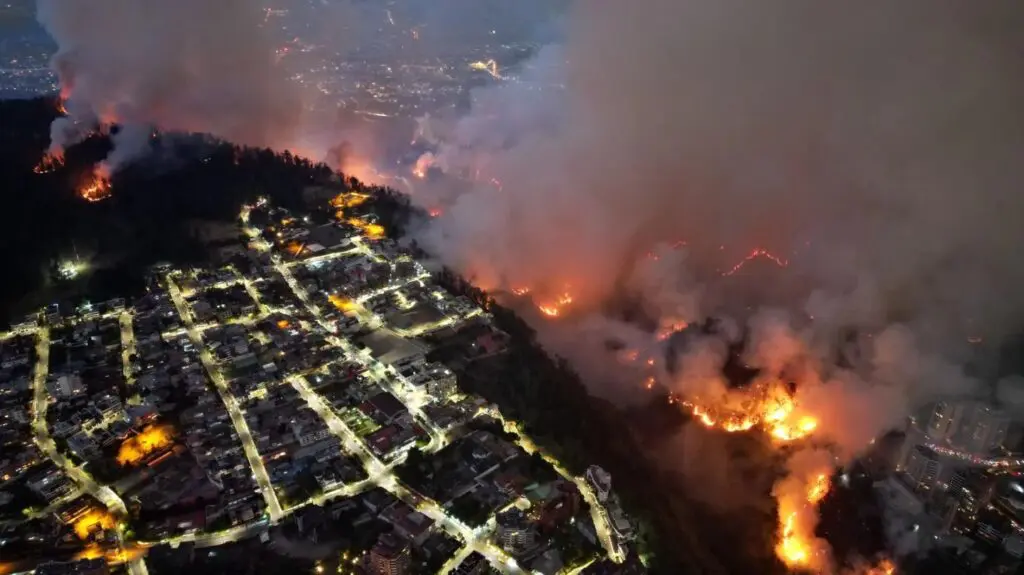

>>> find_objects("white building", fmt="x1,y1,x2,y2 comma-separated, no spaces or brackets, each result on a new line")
586,465,612,503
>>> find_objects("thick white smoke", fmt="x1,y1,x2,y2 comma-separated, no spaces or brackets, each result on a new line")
412,0,1024,569
37,0,309,172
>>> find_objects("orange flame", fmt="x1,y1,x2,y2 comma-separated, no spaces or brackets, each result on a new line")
330,192,370,210
79,168,112,203
346,218,385,239
681,380,820,446
329,294,357,313
34,152,64,174
72,508,116,540
723,248,789,276
117,423,173,466
537,291,574,318
776,512,811,568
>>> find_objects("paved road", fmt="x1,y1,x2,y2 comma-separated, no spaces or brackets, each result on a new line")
31,326,149,575
166,276,284,522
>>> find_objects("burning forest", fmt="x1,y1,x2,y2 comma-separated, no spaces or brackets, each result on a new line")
29,0,1024,572
402,1,1024,572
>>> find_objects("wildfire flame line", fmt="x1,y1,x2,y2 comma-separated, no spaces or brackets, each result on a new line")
79,168,112,203
723,248,789,276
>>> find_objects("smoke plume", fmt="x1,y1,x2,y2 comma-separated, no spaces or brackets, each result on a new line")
37,0,309,171
412,0,1024,569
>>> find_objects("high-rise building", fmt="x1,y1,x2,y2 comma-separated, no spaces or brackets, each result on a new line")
905,445,944,490
950,403,1010,455
586,465,612,503
368,533,411,575
922,401,1009,455
495,508,536,555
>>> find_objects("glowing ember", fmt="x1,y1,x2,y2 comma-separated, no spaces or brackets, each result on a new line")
34,152,64,174
723,248,789,276
429,207,443,218
511,287,531,296
276,319,291,329
806,474,831,505
117,423,173,466
285,241,305,256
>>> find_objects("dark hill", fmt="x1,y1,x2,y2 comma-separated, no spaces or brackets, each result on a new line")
0,97,350,322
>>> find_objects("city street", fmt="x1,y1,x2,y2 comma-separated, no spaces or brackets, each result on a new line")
30,326,149,575
166,276,285,522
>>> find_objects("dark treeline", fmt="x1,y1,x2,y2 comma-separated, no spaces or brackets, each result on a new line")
0,97,339,322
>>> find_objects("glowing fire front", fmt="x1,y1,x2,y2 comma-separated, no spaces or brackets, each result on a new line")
681,380,818,444
79,168,112,203
538,291,574,318
330,191,386,239
34,152,64,174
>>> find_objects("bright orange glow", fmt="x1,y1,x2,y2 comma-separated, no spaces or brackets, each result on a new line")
34,152,64,174
860,559,897,575
329,294,357,313
510,287,531,296
73,508,116,539
537,291,574,318
345,218,385,239
276,319,291,329
723,248,789,276
656,319,688,341
330,192,370,210
75,544,146,564
285,241,305,256
79,169,112,203
681,380,817,444
117,423,173,466
412,154,434,179
806,474,831,505
429,207,443,218
776,513,811,568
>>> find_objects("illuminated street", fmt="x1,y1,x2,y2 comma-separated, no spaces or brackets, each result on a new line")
166,275,285,522
29,325,149,575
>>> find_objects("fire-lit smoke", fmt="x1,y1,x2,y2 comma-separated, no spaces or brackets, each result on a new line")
36,0,310,175
410,0,1024,570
